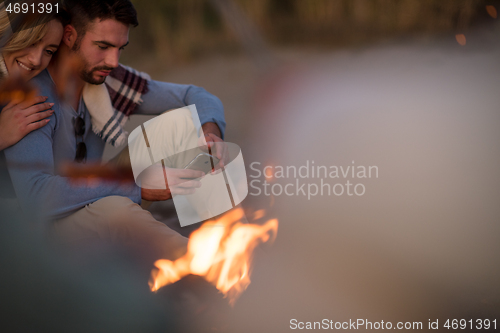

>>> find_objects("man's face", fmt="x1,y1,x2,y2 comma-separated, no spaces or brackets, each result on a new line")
72,19,129,85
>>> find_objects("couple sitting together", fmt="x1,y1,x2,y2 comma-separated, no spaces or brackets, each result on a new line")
0,0,226,263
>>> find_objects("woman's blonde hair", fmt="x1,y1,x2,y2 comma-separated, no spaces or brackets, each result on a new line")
0,5,50,54
0,2,69,54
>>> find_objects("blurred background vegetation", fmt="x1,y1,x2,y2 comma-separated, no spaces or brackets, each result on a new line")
124,0,497,67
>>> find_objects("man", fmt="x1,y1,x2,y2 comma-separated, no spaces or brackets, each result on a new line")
4,0,226,261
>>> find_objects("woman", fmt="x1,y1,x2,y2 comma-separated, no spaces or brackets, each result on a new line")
0,9,67,150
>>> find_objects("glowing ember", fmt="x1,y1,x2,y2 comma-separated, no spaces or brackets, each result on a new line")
455,34,466,46
486,5,498,19
149,208,278,305
265,165,274,180
252,209,266,220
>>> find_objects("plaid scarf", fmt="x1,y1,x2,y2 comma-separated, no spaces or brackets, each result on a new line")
84,64,150,147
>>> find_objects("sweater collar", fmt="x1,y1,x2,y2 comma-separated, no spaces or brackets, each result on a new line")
0,54,8,79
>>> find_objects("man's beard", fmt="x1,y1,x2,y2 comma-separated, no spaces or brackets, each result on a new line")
80,64,114,85
72,43,115,85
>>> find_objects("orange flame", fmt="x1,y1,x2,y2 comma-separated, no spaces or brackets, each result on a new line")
0,76,37,104
149,208,278,305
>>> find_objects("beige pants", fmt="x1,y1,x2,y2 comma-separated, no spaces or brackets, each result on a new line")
52,196,188,261
52,108,202,261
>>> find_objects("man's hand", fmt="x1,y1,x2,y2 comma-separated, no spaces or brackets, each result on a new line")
141,188,172,201
200,122,228,170
201,122,222,139
140,164,204,201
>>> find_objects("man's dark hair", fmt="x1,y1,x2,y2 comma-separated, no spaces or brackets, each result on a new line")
63,0,138,39
54,8,71,27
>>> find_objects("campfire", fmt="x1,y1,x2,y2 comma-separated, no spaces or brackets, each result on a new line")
149,208,278,305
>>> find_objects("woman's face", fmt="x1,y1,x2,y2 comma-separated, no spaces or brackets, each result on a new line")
3,19,63,81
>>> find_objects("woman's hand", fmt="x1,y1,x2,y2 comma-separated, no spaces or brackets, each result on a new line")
0,95,54,151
